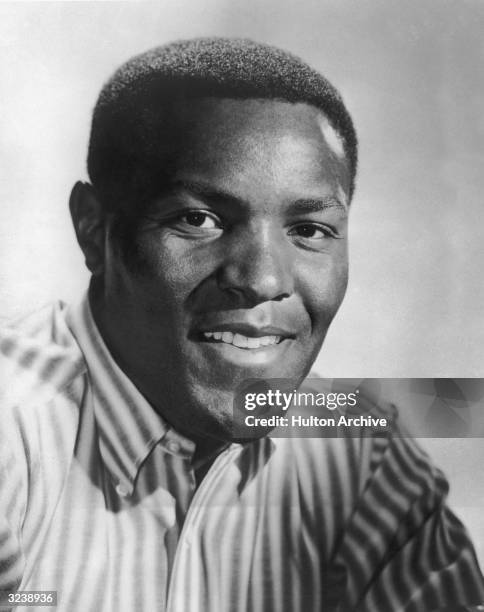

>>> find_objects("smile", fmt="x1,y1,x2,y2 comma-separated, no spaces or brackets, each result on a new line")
202,331,282,349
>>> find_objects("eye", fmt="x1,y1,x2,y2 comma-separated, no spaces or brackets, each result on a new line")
289,223,335,240
181,211,221,229
140,208,224,236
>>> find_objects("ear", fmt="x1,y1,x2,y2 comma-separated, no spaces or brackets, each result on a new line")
69,181,106,277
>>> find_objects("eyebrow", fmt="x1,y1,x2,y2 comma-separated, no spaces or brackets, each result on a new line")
290,197,347,215
168,179,347,214
169,179,246,208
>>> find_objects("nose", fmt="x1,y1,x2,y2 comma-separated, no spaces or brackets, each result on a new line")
217,223,294,306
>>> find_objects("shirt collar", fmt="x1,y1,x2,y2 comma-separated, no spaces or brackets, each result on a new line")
66,292,195,496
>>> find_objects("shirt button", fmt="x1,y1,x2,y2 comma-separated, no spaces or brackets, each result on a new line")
167,440,180,453
116,483,129,497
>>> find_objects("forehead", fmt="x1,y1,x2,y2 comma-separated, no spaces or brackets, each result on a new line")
169,97,351,198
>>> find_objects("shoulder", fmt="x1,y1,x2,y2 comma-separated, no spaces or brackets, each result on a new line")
0,302,88,479
268,378,442,511
0,301,87,406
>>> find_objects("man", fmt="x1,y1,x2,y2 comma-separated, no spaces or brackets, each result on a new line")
0,37,482,611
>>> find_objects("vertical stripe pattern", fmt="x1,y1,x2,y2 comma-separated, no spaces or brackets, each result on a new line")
0,296,483,611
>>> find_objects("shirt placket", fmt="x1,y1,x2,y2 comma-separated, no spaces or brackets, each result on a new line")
165,445,238,612
132,434,198,585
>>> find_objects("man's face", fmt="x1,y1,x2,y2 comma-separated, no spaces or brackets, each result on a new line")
100,98,351,443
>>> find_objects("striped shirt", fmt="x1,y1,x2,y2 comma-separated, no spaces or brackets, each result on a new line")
0,295,483,612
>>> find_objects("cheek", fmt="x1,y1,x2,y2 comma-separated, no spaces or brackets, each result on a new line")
298,254,348,330
119,235,214,309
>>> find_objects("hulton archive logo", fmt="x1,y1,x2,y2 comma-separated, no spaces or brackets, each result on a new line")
231,378,484,439
231,378,393,439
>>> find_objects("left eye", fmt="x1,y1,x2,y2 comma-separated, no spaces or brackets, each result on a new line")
181,211,220,229
289,224,332,239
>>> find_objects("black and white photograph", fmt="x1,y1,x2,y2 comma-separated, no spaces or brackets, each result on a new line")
1,1,483,610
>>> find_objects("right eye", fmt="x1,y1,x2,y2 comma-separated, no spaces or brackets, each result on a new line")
180,211,221,229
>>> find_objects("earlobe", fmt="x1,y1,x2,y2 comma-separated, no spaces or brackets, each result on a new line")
69,181,106,276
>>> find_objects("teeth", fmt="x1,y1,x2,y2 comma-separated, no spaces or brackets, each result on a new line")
202,331,282,348
233,333,248,348
222,331,234,343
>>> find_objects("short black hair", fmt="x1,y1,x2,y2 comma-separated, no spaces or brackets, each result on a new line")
87,37,358,216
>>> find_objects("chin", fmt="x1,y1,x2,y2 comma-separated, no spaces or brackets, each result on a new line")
183,380,290,444
176,384,248,444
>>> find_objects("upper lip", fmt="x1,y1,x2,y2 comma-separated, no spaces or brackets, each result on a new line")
193,322,295,339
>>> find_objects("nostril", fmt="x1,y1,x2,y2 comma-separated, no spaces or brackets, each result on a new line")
272,292,290,302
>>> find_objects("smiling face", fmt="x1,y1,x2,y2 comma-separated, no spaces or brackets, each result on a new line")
90,98,351,444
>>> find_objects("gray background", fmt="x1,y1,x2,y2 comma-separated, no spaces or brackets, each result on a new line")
0,1,483,564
